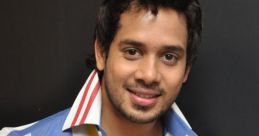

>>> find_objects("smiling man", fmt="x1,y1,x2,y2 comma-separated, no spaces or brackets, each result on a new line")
1,0,202,136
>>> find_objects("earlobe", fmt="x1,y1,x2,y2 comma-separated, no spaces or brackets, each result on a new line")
95,39,105,71
183,65,192,83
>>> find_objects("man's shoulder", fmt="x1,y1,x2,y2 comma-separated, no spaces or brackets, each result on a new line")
0,109,72,136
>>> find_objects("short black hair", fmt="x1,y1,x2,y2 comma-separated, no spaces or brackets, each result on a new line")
86,0,202,71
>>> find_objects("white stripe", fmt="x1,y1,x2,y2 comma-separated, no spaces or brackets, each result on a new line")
63,70,96,130
75,75,99,126
0,122,37,136
83,87,101,125
62,70,101,130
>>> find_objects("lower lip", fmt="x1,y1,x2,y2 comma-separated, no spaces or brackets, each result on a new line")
129,92,158,107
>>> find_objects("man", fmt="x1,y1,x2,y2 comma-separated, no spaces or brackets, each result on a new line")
1,0,202,135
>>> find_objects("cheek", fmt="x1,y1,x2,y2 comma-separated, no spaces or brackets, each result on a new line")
162,67,187,96
107,54,137,79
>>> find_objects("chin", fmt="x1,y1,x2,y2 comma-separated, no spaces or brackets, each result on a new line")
122,106,167,124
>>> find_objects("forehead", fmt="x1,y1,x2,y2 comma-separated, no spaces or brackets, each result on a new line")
114,8,188,49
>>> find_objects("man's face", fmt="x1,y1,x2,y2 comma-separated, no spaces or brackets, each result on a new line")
96,8,189,123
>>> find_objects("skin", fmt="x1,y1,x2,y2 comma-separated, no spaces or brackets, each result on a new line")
95,8,190,136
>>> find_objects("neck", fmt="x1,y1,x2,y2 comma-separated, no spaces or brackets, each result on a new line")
101,87,163,136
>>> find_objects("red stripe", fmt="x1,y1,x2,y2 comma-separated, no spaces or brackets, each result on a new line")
70,70,97,127
79,82,100,124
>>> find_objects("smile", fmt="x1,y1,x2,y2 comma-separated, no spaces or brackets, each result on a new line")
133,92,159,98
127,88,161,107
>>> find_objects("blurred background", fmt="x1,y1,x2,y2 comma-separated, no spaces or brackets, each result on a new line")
0,0,259,135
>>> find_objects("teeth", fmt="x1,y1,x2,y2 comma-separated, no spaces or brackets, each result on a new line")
135,93,154,98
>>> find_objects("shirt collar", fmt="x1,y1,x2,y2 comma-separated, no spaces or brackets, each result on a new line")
62,70,101,131
62,70,195,135
163,104,197,136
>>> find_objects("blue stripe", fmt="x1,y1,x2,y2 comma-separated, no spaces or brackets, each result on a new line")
8,109,72,136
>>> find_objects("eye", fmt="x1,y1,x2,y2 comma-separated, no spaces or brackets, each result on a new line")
123,48,142,60
165,54,174,60
161,53,178,66
128,48,137,55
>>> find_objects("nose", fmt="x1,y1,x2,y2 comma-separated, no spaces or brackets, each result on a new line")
134,57,161,85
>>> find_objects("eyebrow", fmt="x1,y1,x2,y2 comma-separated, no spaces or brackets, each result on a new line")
160,45,185,54
119,39,185,54
119,39,145,48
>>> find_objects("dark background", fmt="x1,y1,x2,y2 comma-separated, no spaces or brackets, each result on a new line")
0,0,258,135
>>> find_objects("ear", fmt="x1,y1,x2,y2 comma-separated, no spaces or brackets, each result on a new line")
95,39,105,71
183,65,192,83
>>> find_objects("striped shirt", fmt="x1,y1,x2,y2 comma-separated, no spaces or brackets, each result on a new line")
0,70,197,136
